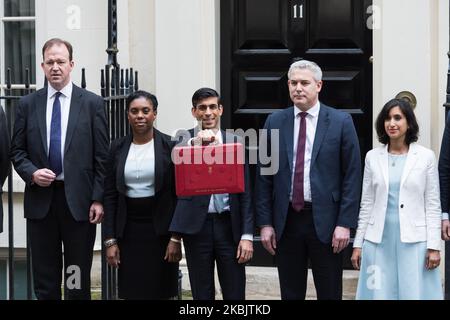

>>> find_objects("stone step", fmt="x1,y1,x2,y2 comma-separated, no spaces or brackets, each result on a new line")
179,259,359,300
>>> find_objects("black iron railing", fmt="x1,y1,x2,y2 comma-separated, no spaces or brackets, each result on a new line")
100,65,138,300
0,68,34,300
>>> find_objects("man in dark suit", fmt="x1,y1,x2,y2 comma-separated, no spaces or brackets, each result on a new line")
439,113,450,240
256,60,361,300
10,38,109,300
170,87,253,300
0,106,9,233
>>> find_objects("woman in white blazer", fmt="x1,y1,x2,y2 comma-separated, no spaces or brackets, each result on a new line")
351,98,443,300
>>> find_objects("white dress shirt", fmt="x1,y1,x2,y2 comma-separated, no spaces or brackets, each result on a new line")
290,101,320,202
46,82,72,180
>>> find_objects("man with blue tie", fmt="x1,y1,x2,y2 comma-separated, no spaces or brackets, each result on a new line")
170,88,253,300
256,60,361,300
10,38,109,299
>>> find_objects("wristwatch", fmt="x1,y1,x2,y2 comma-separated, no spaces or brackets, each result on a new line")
104,238,117,248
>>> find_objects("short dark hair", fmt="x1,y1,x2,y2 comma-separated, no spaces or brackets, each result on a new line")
192,87,221,108
375,98,419,145
42,38,73,61
126,90,158,112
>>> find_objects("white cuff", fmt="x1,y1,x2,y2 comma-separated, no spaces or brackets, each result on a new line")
442,212,449,220
241,234,253,241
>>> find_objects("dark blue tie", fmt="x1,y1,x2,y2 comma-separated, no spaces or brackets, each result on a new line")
49,92,62,176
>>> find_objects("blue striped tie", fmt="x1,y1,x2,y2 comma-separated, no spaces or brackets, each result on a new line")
48,92,62,176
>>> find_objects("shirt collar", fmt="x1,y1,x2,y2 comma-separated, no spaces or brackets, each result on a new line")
294,101,321,119
214,129,223,144
48,82,73,99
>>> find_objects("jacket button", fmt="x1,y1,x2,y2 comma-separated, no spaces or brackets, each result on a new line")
400,204,404,208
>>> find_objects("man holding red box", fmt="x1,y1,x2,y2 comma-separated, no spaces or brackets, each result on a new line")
170,87,253,300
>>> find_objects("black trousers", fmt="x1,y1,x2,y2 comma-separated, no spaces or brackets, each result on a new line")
28,183,96,300
276,204,343,300
183,213,245,300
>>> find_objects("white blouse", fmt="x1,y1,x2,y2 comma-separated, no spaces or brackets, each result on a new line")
124,140,155,198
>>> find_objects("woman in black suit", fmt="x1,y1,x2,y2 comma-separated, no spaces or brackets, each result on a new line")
103,90,181,299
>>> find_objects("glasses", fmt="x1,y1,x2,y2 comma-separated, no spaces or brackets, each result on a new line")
195,104,219,112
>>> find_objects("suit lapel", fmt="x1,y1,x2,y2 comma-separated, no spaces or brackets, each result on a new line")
64,84,83,154
282,108,295,172
378,145,389,189
36,89,48,155
400,143,419,189
154,129,164,194
311,104,330,166
116,135,132,194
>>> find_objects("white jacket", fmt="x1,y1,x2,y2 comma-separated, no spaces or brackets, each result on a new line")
353,143,441,250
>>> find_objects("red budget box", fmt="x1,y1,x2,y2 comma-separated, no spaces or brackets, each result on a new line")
173,143,245,196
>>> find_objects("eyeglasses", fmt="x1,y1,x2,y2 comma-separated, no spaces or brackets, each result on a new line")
195,104,220,112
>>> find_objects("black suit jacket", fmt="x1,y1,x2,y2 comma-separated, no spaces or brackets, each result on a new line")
439,113,450,214
103,129,177,239
169,129,253,243
0,107,10,233
10,84,109,221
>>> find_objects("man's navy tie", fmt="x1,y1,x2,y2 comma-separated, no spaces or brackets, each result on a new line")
48,92,62,176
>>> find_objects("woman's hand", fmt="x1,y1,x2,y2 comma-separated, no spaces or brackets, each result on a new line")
426,249,440,270
351,248,362,270
106,245,120,268
165,238,182,263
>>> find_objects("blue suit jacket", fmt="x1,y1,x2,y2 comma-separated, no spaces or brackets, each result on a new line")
169,129,253,243
256,103,361,244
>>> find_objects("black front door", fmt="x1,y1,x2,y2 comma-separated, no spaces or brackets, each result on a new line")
220,0,373,267
221,0,372,153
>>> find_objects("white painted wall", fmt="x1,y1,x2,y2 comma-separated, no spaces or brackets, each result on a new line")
154,0,218,136
35,0,155,96
434,0,450,154
128,0,156,93
35,0,109,94
373,0,449,155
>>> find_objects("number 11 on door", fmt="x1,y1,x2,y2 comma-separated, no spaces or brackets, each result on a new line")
293,4,304,19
